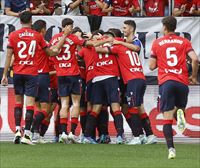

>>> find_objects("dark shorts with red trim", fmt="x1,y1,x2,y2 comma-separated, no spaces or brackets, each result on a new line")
91,77,120,105
13,74,38,97
125,78,146,108
159,80,189,112
58,75,82,97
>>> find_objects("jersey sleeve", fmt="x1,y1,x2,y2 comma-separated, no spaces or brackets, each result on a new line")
150,40,157,59
38,34,48,49
185,39,194,55
132,39,141,48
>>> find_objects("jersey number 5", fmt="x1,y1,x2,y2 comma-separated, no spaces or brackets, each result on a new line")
18,40,36,58
166,47,178,67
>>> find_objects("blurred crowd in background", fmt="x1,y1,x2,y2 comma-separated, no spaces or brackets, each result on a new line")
0,0,199,17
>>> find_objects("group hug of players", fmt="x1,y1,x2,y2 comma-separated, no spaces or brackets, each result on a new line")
1,11,199,159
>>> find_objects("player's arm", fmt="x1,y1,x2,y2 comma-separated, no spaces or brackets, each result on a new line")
149,57,157,71
95,46,110,54
49,70,56,75
113,40,140,52
68,0,83,10
93,37,114,47
188,50,199,84
1,48,13,86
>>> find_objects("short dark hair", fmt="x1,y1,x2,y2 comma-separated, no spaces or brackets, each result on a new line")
19,11,32,24
72,26,83,35
124,20,136,32
108,28,122,38
32,20,46,32
62,18,74,28
162,16,177,32
91,30,104,38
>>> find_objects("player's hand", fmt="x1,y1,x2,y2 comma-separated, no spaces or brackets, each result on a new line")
189,76,199,85
189,5,195,14
180,4,186,13
1,75,8,86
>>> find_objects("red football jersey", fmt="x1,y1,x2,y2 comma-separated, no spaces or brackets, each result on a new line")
7,27,47,76
150,34,193,85
93,41,120,77
87,0,107,16
174,0,195,16
50,32,85,77
49,57,58,89
37,43,49,73
144,0,167,16
112,0,140,16
110,43,145,84
78,47,96,83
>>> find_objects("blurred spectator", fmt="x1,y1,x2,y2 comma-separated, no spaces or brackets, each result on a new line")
54,2,62,15
83,0,112,16
111,0,140,16
62,0,83,15
143,0,168,17
30,0,54,15
173,0,200,16
4,0,30,17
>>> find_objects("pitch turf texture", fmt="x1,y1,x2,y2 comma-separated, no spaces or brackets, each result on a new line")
0,143,199,168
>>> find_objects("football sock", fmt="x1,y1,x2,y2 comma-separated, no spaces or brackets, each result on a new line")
113,111,124,137
84,112,97,137
60,118,68,134
163,120,174,149
40,120,50,137
24,106,34,131
14,104,23,127
80,111,87,134
128,107,143,137
97,108,109,136
71,117,78,134
32,111,47,133
140,113,153,136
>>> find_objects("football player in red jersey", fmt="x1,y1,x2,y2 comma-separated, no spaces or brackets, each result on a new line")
173,0,200,16
149,16,199,159
50,18,96,143
30,20,51,143
82,31,125,144
1,11,71,145
111,0,140,16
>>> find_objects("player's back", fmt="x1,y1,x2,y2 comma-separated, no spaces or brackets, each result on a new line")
8,27,47,75
152,34,192,85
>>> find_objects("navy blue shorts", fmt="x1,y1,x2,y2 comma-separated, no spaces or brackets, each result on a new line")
80,79,86,108
50,88,60,104
35,73,50,103
159,80,189,112
86,80,93,102
118,78,127,105
58,75,82,97
125,79,146,107
13,74,38,97
91,77,120,105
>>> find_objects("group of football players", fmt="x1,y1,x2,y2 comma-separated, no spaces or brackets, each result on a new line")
1,11,199,159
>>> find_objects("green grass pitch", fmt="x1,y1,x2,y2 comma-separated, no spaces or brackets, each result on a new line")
0,143,199,168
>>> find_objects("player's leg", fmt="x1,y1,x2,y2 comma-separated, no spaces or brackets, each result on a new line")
21,75,38,145
126,79,144,145
174,82,189,133
32,73,50,139
12,74,24,144
159,81,177,159
106,77,124,144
